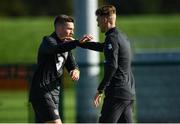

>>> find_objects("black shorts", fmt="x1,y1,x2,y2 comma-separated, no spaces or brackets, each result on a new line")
30,95,60,123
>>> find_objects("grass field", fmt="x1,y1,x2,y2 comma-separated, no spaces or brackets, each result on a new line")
0,15,180,64
0,90,28,123
0,89,76,123
0,15,180,122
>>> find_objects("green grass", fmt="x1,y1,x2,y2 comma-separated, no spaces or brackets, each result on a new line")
0,90,28,123
63,87,76,123
101,15,180,52
0,15,180,122
0,15,180,64
0,17,53,64
117,15,180,37
119,15,180,52
0,89,76,123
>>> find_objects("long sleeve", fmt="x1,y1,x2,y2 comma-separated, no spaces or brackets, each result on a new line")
41,36,79,54
98,65,117,93
65,51,79,72
78,41,104,52
97,36,119,93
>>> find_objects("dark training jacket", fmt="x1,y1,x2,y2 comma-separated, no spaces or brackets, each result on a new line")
29,32,79,100
79,27,135,100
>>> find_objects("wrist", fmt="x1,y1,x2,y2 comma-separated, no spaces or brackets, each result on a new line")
74,40,81,45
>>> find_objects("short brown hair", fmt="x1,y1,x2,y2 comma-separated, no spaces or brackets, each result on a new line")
95,5,116,16
54,15,74,27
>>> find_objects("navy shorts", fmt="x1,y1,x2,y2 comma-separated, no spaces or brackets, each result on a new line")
30,95,60,123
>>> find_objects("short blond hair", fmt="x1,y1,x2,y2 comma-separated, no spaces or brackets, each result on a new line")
95,5,116,17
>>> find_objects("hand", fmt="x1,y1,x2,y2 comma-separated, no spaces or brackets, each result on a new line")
79,34,93,43
70,69,80,81
93,91,103,108
61,37,75,42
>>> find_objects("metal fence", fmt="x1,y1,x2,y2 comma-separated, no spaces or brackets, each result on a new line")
0,52,180,122
133,52,180,122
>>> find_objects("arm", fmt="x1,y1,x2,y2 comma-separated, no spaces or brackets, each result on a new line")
97,36,119,93
93,36,118,107
65,51,80,81
78,42,104,52
43,36,79,54
65,51,79,72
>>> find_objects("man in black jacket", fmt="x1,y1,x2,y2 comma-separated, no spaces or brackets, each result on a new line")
79,5,136,123
29,15,83,123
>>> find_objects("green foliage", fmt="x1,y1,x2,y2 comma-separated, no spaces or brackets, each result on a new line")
0,0,180,16
0,0,27,16
106,0,180,14
0,0,73,16
24,0,73,16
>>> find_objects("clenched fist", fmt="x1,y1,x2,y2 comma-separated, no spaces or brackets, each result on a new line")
70,69,80,81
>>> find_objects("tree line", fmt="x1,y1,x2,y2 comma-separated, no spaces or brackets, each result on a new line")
0,0,179,17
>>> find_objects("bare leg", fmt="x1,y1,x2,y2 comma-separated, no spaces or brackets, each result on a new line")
46,119,62,124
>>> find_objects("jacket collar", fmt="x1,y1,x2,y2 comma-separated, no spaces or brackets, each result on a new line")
105,27,117,36
50,32,59,41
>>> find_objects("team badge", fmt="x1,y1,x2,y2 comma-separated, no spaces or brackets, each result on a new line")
107,44,112,50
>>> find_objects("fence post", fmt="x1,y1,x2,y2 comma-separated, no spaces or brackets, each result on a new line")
133,52,180,122
74,0,99,122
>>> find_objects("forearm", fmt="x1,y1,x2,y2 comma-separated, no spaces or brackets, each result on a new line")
43,36,80,54
65,52,79,72
54,40,79,53
78,42,104,52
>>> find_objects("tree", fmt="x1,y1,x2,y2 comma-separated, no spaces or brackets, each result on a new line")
24,0,73,16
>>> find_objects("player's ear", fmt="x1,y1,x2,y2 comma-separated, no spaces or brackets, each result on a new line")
104,16,109,24
103,17,107,22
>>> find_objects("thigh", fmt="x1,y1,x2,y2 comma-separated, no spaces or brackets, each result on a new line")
99,97,126,123
118,101,134,123
30,97,60,123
